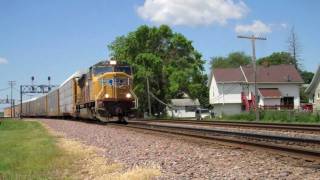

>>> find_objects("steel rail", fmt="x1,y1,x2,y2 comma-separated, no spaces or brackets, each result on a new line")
132,119,320,132
118,121,320,160
129,121,320,144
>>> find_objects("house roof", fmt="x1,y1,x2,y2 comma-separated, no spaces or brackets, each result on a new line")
259,88,282,98
170,99,200,107
212,68,246,83
241,64,303,83
209,64,303,86
305,65,320,94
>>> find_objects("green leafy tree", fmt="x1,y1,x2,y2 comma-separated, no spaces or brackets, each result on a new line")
257,52,296,66
257,52,314,84
300,86,309,103
108,25,208,115
300,71,314,84
210,52,251,69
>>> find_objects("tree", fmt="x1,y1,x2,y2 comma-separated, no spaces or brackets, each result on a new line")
108,25,209,115
287,26,301,70
300,86,309,103
210,52,251,69
257,52,314,84
301,71,314,84
257,52,295,66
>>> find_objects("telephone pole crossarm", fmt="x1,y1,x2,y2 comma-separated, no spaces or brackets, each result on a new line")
237,35,266,40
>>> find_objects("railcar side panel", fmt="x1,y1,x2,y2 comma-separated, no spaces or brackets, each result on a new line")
37,95,47,116
47,89,60,117
59,78,77,117
29,99,37,117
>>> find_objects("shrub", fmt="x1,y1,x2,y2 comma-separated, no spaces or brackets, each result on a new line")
217,110,320,123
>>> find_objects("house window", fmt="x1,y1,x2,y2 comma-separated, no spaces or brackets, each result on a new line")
281,97,294,109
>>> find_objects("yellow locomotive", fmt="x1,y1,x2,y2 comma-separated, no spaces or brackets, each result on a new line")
75,60,137,122
6,60,137,123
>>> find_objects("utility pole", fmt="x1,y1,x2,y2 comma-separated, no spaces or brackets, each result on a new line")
146,77,151,117
8,81,16,118
237,35,266,121
222,82,224,118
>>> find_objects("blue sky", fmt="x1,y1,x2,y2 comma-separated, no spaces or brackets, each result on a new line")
0,0,319,110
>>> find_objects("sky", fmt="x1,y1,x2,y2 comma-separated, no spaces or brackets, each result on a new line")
0,0,320,110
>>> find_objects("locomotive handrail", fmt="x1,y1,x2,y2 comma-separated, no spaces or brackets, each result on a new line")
130,89,139,109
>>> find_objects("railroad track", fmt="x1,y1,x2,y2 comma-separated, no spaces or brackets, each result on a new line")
116,120,320,161
132,119,320,133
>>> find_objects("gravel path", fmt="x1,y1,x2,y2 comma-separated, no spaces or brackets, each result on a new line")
41,119,320,179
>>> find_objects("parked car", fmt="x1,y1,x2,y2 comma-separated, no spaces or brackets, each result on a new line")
195,108,210,120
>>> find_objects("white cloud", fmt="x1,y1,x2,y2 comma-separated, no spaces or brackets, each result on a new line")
280,23,288,29
0,57,8,64
235,20,272,35
137,0,249,26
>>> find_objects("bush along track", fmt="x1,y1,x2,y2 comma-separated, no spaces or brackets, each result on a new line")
218,110,320,123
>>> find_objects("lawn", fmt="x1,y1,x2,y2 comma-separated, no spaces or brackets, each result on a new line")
0,119,161,179
0,119,70,179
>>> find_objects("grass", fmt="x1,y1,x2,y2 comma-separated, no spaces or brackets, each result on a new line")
0,119,161,179
213,111,320,124
0,119,66,179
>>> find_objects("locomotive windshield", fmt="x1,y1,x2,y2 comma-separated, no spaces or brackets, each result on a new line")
114,66,132,75
93,65,132,75
93,66,113,75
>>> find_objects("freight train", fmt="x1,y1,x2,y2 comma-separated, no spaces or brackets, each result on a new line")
4,60,138,122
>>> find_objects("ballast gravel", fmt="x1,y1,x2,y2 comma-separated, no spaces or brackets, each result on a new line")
40,119,320,180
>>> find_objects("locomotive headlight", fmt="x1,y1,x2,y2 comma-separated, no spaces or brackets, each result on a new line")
126,93,132,98
105,94,109,98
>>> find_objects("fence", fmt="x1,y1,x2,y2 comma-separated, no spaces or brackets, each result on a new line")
259,103,313,112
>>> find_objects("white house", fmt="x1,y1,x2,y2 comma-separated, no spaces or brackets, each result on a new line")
209,64,304,116
305,65,320,112
167,98,200,118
